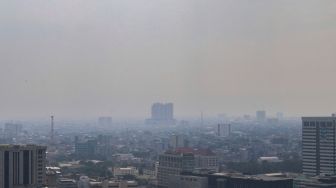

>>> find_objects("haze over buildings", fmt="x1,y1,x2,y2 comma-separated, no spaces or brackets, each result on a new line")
1,0,336,119
2,1,336,188
146,103,176,125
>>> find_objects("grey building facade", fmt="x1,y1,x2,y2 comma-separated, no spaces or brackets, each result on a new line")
302,116,336,176
0,144,47,188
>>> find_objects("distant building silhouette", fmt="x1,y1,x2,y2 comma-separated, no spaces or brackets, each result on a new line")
146,103,176,125
98,116,113,127
4,123,22,139
169,134,187,149
74,137,97,159
217,124,231,137
256,110,266,121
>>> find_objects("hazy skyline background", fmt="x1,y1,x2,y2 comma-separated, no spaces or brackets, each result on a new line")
0,0,336,119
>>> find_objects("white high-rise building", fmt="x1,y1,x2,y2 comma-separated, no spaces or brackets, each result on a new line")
302,115,336,176
0,144,47,188
157,152,195,188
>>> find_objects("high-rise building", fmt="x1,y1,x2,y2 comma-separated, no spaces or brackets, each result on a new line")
169,134,186,149
0,144,47,188
175,148,218,172
98,117,113,127
152,103,173,120
217,124,231,137
256,110,266,121
75,137,97,159
302,115,336,176
158,147,218,188
157,151,195,187
146,103,176,125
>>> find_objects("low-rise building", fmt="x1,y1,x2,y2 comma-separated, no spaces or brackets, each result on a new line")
112,167,139,177
208,172,293,188
294,175,336,188
168,174,208,188
57,178,77,188
170,172,294,188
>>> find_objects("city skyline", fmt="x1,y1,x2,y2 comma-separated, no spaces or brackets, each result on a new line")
2,0,336,188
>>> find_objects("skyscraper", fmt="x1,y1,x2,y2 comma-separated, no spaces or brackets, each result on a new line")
98,116,113,127
0,144,47,188
302,115,336,176
146,103,176,125
256,110,266,122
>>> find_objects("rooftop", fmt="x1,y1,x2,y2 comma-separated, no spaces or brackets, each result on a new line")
170,147,215,156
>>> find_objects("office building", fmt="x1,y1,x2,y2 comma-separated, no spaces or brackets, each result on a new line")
302,115,336,176
256,110,266,121
146,103,176,125
157,151,195,187
75,137,97,159
112,167,139,177
0,144,47,188
175,148,218,171
217,124,231,137
169,134,186,149
158,147,218,187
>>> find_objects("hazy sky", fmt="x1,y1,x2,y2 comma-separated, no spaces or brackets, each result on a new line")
0,0,336,119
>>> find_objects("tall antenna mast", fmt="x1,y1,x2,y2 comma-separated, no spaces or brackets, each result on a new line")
51,115,54,144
